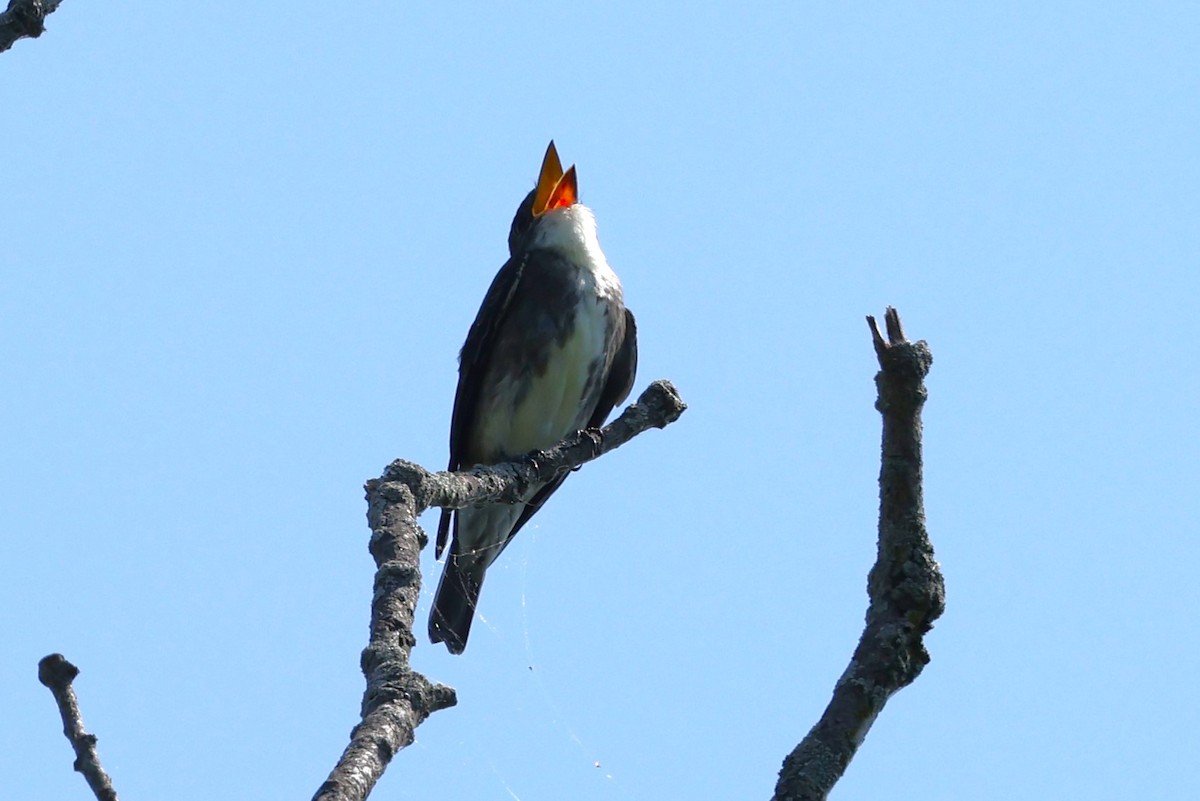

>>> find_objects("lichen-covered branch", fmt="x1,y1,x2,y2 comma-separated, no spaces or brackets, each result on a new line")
37,654,120,801
312,380,686,801
773,308,945,801
0,0,63,53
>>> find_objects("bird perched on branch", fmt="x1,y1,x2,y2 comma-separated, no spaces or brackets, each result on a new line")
429,142,638,654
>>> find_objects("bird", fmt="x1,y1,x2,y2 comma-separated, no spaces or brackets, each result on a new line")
428,141,638,654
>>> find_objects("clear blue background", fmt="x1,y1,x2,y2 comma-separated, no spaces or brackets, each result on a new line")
4,3,1198,799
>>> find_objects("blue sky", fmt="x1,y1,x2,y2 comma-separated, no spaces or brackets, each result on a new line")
4,3,1198,799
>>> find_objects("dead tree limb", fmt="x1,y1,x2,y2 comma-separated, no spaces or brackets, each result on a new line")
37,654,120,801
311,379,687,801
773,308,945,801
0,0,63,53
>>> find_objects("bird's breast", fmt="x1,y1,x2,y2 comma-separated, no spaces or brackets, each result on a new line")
473,257,621,462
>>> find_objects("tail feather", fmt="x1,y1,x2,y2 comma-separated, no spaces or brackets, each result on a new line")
429,549,486,655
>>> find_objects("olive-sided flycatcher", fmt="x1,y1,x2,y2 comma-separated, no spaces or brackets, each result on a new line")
429,142,637,654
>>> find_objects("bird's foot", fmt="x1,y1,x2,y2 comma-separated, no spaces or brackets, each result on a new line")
575,427,605,470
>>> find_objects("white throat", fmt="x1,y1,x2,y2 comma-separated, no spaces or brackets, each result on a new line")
530,204,622,300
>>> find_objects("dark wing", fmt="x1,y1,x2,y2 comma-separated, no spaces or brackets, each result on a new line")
587,308,638,429
435,255,526,558
503,306,639,542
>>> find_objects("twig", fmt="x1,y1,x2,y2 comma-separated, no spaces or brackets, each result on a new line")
773,308,945,801
312,380,687,801
37,653,120,801
0,0,63,53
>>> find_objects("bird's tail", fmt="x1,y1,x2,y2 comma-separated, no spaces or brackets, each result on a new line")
429,548,486,655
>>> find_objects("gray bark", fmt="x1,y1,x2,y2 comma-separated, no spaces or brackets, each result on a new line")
773,308,945,800
312,380,687,801
0,0,63,54
38,654,121,801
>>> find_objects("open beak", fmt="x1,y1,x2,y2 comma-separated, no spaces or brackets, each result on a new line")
531,141,578,217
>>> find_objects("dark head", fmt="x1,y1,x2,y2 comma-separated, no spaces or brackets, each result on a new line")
507,141,579,255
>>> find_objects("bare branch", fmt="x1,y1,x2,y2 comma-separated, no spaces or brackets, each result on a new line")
0,0,63,53
390,379,687,520
313,379,687,801
37,653,120,801
773,308,945,801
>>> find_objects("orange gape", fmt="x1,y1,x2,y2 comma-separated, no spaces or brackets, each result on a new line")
531,141,578,216
545,166,578,212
